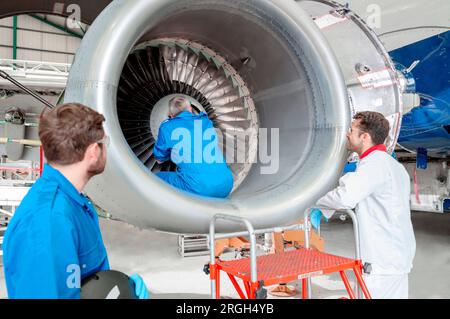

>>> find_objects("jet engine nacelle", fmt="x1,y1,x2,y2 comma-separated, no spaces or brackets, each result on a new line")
2,0,405,233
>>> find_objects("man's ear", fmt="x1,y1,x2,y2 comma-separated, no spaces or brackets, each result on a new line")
363,132,373,144
84,143,99,161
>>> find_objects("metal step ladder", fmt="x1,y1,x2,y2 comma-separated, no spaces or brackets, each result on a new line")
206,210,372,299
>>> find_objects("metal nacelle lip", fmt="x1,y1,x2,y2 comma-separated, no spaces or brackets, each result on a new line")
64,0,350,233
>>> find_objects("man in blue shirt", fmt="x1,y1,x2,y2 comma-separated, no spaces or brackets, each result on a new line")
154,96,233,198
3,103,147,299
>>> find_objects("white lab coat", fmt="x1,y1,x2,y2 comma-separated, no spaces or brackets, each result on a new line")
316,150,416,298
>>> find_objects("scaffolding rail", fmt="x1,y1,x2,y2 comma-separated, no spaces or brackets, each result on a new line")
0,59,70,90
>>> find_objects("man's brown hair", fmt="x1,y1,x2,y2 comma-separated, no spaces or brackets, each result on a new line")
353,111,390,145
39,103,105,165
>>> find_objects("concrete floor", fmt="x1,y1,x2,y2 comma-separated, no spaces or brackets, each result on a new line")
0,211,449,299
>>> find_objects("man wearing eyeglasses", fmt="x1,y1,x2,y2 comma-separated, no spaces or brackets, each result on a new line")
3,103,147,299
311,111,416,299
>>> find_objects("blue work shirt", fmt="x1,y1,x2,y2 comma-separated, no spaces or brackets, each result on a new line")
3,164,110,299
153,111,233,198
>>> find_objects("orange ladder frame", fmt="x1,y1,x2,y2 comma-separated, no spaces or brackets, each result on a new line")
208,210,371,299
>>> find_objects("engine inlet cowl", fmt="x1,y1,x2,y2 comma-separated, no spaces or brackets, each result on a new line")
64,0,400,234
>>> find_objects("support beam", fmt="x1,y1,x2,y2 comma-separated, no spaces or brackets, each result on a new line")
0,25,79,37
28,14,83,39
0,45,75,56
12,16,17,60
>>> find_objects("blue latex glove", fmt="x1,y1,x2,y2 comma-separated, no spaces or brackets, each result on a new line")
391,152,398,161
310,209,328,230
130,274,149,299
343,161,357,173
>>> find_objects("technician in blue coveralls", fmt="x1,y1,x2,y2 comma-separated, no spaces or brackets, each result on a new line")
3,103,148,299
153,96,234,198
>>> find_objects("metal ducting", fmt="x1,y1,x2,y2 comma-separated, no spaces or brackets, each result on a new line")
3,108,26,161
1,0,404,233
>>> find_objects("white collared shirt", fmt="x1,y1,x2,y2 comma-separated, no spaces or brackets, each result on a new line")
316,150,416,275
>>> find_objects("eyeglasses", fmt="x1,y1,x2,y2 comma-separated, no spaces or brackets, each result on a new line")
97,135,110,147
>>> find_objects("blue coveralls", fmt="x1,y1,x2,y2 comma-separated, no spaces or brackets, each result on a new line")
3,164,110,299
153,111,234,198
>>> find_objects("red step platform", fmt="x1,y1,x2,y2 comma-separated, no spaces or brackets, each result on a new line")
209,248,372,299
